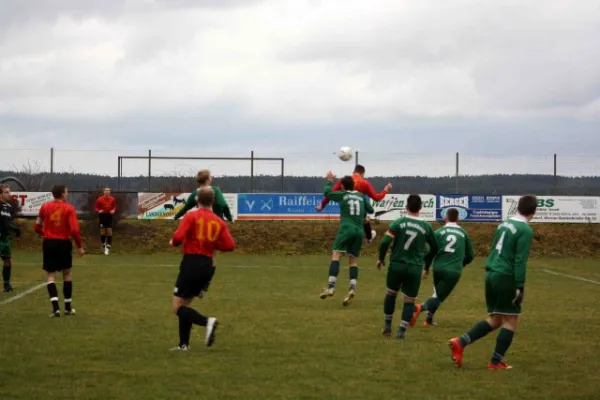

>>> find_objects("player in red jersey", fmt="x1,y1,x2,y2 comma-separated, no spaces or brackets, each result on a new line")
169,187,235,351
94,187,117,255
316,164,392,243
35,185,85,317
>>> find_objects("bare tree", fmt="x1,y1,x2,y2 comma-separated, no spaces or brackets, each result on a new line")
9,160,47,191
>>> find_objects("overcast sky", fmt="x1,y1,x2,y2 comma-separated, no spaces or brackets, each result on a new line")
1,0,599,178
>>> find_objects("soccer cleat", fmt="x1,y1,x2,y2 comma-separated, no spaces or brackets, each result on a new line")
423,320,438,327
382,326,392,337
319,288,335,299
170,344,190,352
409,304,422,327
367,230,377,244
65,309,76,316
448,337,464,368
3,283,13,292
104,246,110,255
205,317,218,347
396,327,406,340
488,361,513,370
49,310,61,318
342,289,355,306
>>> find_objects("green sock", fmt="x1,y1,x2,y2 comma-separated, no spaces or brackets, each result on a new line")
384,294,396,325
399,302,415,331
328,261,340,289
491,328,515,365
460,321,493,347
423,297,440,323
349,266,358,290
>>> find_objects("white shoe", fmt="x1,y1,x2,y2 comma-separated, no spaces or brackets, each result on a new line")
104,246,110,255
205,317,218,347
170,345,190,351
368,230,377,244
49,310,60,318
65,309,76,316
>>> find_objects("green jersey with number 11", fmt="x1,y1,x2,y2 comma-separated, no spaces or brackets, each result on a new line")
485,215,534,288
385,216,438,267
324,181,374,229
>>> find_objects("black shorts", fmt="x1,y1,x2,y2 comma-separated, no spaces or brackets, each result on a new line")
173,255,215,299
99,214,113,228
43,239,73,272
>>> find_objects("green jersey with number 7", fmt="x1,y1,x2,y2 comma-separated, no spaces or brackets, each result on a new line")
485,216,534,288
385,216,437,267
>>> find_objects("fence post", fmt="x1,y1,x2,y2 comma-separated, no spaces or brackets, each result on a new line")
50,147,54,175
355,150,359,166
455,152,459,194
250,150,255,193
148,149,152,192
281,158,285,193
553,153,557,194
117,156,121,190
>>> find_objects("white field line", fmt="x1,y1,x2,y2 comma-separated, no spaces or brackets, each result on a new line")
0,282,47,306
542,269,600,285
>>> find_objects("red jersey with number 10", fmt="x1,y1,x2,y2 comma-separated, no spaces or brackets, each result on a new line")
171,208,235,257
321,173,388,208
34,200,83,248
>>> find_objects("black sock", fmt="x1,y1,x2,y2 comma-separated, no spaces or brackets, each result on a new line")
2,265,10,284
63,281,73,311
364,222,372,240
107,236,112,246
47,282,60,312
178,313,193,347
101,235,106,245
177,306,208,326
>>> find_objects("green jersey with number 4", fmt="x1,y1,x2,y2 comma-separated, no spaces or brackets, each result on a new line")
385,216,438,267
485,215,533,288
324,181,374,229
428,223,474,273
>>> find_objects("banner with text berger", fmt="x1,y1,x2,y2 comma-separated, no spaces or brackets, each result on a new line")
137,192,238,220
436,194,503,222
502,196,600,223
236,194,340,220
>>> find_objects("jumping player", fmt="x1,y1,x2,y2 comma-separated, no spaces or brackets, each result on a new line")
35,185,85,317
174,170,232,222
411,208,475,326
319,171,374,306
170,187,235,351
0,184,21,292
377,195,438,340
316,164,391,244
94,187,116,255
448,195,537,370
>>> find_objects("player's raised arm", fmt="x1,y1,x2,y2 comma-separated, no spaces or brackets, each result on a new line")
323,171,345,202
318,178,343,210
364,180,391,202
463,231,475,267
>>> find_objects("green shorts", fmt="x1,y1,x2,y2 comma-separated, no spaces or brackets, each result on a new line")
332,226,363,258
432,269,461,303
0,238,12,259
386,262,422,299
485,271,521,315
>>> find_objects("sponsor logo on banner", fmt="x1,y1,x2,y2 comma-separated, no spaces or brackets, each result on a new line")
137,192,238,220
237,194,339,220
503,196,599,223
11,192,55,216
370,195,436,221
436,195,502,222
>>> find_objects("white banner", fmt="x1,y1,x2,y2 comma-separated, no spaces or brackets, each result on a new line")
137,192,237,220
502,196,600,223
11,192,54,216
369,194,436,222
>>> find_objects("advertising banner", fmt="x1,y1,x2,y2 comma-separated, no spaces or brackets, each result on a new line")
237,193,340,220
436,195,503,222
137,192,238,220
11,192,54,216
369,194,436,222
502,196,600,223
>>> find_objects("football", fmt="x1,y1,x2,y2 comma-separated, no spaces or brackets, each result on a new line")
338,146,353,162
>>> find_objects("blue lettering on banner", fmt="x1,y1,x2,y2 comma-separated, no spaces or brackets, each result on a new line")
237,194,340,218
436,194,503,222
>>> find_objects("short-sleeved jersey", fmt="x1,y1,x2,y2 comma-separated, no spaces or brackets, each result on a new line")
324,181,374,229
431,223,474,273
0,201,18,239
386,216,438,266
174,186,232,222
94,196,116,213
171,207,235,258
34,200,82,248
485,215,533,288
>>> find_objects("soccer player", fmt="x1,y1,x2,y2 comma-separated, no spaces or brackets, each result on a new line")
94,187,116,255
411,208,475,326
316,164,391,244
319,171,374,306
174,169,233,223
170,187,235,351
35,185,85,317
0,184,21,292
448,195,537,370
377,194,438,339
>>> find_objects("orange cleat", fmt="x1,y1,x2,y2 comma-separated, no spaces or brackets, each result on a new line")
448,338,464,368
409,304,422,327
488,361,513,370
423,321,438,327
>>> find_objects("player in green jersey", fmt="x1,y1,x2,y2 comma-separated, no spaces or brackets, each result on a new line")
0,184,21,292
174,169,233,222
320,171,374,306
411,208,475,327
377,195,438,339
449,195,537,370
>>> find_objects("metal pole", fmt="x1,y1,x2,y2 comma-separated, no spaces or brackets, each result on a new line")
281,159,285,193
250,150,255,193
553,153,557,194
50,147,54,174
117,156,121,190
148,149,152,192
455,152,459,194
355,151,359,166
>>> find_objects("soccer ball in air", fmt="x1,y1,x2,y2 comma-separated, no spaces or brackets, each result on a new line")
337,146,353,162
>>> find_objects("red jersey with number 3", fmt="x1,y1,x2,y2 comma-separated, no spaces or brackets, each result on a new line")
35,200,82,248
171,208,235,257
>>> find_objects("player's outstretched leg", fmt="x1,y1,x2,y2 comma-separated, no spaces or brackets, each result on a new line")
2,257,13,292
63,269,75,315
320,257,340,299
382,288,397,336
343,258,358,306
397,296,416,339
46,274,60,317
449,318,496,367
418,296,441,326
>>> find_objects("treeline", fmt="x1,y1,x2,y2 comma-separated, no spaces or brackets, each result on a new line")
2,170,600,195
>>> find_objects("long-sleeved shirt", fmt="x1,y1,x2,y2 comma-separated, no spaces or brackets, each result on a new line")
171,208,235,257
94,195,117,213
0,200,20,240
174,186,232,222
35,200,82,248
320,173,388,209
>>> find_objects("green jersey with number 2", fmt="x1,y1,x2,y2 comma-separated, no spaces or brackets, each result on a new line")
431,223,474,273
386,216,438,267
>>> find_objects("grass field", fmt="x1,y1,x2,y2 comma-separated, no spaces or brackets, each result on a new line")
1,252,600,399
